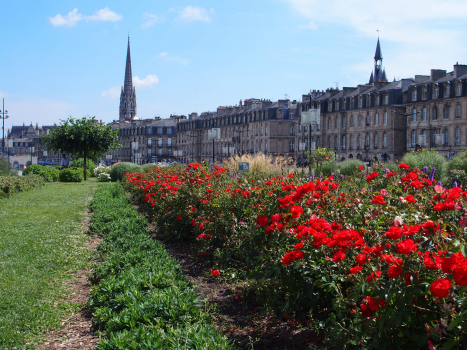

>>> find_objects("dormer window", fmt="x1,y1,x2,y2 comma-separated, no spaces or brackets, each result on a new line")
457,83,462,96
422,86,428,100
375,94,380,106
384,94,389,105
433,85,439,99
412,88,417,101
328,101,332,112
358,96,363,108
366,96,371,108
336,101,339,111
445,84,450,97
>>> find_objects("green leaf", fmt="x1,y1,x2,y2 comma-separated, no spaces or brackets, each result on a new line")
442,339,456,350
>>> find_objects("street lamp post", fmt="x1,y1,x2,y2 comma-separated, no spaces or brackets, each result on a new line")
1,98,10,156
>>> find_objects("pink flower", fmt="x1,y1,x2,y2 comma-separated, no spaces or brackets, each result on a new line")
379,189,389,197
394,216,403,226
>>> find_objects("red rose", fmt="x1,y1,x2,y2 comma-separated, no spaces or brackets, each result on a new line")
282,250,304,266
256,216,269,227
366,172,378,182
294,243,304,250
404,194,416,203
366,270,382,282
177,215,182,221
212,270,220,277
387,265,404,278
290,205,303,218
372,195,386,205
433,203,447,212
430,278,452,298
453,260,467,286
399,163,410,169
356,253,368,265
385,226,403,240
350,266,363,274
395,239,418,255
332,250,346,262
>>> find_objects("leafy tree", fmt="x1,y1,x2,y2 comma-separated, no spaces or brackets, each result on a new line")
305,147,335,175
41,117,120,180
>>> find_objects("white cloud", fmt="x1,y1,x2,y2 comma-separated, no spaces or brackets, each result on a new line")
142,13,164,28
158,52,189,66
48,8,83,27
87,7,122,22
285,0,467,77
48,7,122,27
133,75,160,88
101,86,121,99
179,6,213,22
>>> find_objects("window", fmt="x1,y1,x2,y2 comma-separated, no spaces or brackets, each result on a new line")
358,115,362,127
328,101,332,112
456,104,461,118
412,108,417,122
444,105,449,119
457,83,462,96
328,137,331,148
375,113,379,126
421,130,427,146
290,112,294,119
342,135,346,150
411,130,416,147
158,138,163,146
335,117,338,129
365,133,370,149
433,86,439,99
445,84,450,97
168,138,172,146
433,107,438,120
158,128,163,135
413,88,417,101
384,112,388,125
328,118,331,129
423,86,428,100
444,128,449,145
289,141,295,152
422,107,427,121
455,127,460,146
383,133,387,149
299,124,302,132
167,128,172,135
376,95,380,106
167,149,172,156
366,114,371,126
350,135,353,150
290,125,294,136
148,138,152,146
317,136,320,148
366,96,371,108
374,133,378,148
357,134,361,149
342,116,346,128
350,116,354,127
265,141,268,152
384,94,389,105
334,136,338,150
336,101,339,111
147,148,151,156
359,96,363,108
148,128,153,135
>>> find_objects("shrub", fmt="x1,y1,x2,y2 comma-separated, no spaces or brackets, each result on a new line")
9,168,18,176
70,158,96,176
223,152,294,174
93,164,111,177
59,168,83,182
336,159,366,176
22,165,59,182
140,164,158,172
0,174,44,198
110,162,141,182
98,173,111,182
401,149,446,180
0,156,10,176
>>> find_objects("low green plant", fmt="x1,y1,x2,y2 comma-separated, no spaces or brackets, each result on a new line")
110,162,141,182
401,149,446,179
0,174,44,198
140,163,158,172
70,158,97,176
22,164,60,182
87,184,232,349
59,168,84,182
336,159,365,176
0,156,10,176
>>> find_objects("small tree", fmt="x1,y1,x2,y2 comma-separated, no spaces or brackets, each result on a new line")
41,117,120,180
305,147,335,175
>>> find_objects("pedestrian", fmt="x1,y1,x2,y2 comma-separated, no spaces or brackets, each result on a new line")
59,154,69,170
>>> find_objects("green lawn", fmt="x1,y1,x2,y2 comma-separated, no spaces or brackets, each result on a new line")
0,181,100,349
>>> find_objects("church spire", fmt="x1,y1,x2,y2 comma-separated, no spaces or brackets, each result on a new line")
369,37,387,83
120,36,137,121
374,37,383,61
124,36,133,94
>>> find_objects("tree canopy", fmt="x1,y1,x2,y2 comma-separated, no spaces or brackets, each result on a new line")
41,117,120,180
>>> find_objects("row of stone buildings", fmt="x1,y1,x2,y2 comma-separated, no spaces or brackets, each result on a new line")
5,38,467,167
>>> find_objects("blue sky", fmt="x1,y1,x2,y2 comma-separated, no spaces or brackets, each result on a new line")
1,0,467,128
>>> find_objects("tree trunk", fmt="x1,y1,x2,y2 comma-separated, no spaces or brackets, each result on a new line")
83,150,87,181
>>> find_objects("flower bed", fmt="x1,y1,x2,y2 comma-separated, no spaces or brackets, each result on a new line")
0,174,45,198
123,163,467,349
87,183,232,349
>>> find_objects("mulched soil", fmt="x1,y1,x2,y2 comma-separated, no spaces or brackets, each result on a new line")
36,233,102,350
157,237,323,350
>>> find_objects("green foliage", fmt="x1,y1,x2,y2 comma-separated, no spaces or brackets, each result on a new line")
0,156,10,176
9,168,18,176
110,162,141,182
70,158,96,176
320,161,338,177
41,116,120,180
401,149,446,179
59,168,84,182
140,163,158,172
306,147,336,175
22,164,59,182
87,184,232,349
336,159,366,176
0,174,44,198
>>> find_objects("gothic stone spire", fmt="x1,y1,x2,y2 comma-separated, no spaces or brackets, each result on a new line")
120,36,137,121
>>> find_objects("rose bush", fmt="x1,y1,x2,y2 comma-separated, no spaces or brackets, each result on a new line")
123,162,467,349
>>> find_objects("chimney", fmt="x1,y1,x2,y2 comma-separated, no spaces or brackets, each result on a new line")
431,69,447,81
454,64,467,78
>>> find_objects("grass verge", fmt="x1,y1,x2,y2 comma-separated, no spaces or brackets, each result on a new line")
87,183,233,349
0,181,99,349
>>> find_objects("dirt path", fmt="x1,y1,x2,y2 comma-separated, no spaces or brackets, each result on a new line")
36,233,102,349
